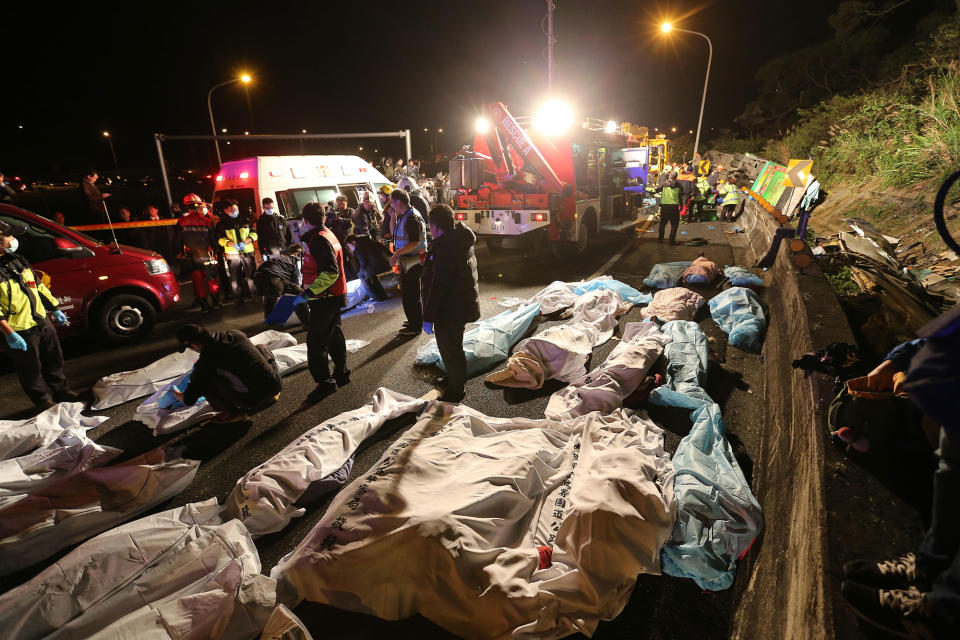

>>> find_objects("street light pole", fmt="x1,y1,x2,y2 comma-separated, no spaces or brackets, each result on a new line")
661,24,712,158
207,74,251,168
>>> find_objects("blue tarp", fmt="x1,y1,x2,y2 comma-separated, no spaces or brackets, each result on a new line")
661,403,763,591
572,278,653,305
709,287,767,353
416,303,541,376
648,320,712,409
156,369,203,410
643,262,693,289
723,266,763,288
265,294,303,325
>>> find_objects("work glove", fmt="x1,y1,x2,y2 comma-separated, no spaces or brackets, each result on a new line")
5,332,27,351
236,242,246,252
292,294,309,306
52,309,70,326
422,321,434,335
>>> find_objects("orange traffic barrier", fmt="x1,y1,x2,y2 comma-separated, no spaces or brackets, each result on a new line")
69,219,180,232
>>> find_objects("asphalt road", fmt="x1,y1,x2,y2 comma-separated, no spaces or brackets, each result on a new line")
0,220,766,639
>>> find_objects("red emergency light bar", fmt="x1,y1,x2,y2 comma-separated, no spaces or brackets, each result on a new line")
531,212,548,222
455,212,467,220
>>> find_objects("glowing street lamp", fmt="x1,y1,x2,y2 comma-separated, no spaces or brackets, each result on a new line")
102,131,118,168
207,72,254,167
660,22,712,157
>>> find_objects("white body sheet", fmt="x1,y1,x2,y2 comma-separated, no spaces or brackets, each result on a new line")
261,605,314,640
562,288,632,346
0,447,200,577
546,323,670,420
272,403,676,640
134,333,305,436
0,403,108,461
0,499,224,640
223,388,427,537
92,330,297,410
0,429,120,506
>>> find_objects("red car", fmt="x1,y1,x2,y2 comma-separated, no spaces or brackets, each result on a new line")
0,204,180,342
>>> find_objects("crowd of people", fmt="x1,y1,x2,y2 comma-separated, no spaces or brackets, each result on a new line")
651,160,740,245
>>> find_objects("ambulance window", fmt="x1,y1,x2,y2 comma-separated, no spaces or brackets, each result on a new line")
336,185,362,209
284,187,339,216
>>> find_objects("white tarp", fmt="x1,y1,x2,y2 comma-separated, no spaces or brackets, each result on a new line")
485,323,597,389
639,287,705,323
0,429,120,506
563,288,632,346
272,403,676,640
92,330,297,410
546,322,669,420
0,403,108,461
0,447,200,577
134,334,307,436
523,279,584,314
223,388,427,537
0,499,224,640
261,605,314,640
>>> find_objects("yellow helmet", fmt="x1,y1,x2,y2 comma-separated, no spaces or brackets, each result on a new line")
378,184,394,196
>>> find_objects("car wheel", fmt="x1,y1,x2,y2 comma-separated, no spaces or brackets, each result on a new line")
96,293,156,342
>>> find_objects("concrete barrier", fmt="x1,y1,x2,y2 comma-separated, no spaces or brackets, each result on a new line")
730,198,856,640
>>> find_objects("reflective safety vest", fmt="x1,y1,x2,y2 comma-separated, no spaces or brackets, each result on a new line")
720,183,740,205
660,185,680,206
695,177,710,201
317,226,348,297
219,224,258,256
393,207,427,270
0,256,59,332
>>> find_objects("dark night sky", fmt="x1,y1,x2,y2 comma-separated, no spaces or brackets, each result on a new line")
1,0,842,175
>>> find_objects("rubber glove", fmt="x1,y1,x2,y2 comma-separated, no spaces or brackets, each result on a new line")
236,242,246,252
422,321,434,335
292,294,308,306
5,332,27,351
52,309,70,326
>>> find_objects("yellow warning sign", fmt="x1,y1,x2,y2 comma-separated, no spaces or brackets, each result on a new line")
785,159,813,188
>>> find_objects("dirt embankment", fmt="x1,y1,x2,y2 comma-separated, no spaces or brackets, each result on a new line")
807,179,958,255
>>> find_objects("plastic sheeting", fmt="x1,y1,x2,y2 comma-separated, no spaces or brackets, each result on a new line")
261,605,314,640
0,402,108,461
223,388,428,537
648,320,713,410
709,287,767,353
545,323,670,420
661,403,763,591
640,288,705,323
92,330,297,410
572,278,653,306
416,302,540,375
272,403,676,640
0,429,120,506
134,338,309,436
682,255,719,285
523,280,584,315
724,265,763,288
485,324,598,389
564,289,633,346
0,447,200,577
643,261,692,289
0,499,224,640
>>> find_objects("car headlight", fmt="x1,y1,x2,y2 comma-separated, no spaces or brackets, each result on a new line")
145,258,170,275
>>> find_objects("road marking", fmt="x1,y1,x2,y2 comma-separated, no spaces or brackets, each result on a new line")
589,214,653,279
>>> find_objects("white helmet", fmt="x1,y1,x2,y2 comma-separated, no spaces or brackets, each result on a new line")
396,175,417,192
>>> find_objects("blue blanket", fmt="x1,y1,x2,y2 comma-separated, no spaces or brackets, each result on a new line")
572,278,653,305
648,320,713,409
723,266,763,288
709,287,767,352
643,262,692,289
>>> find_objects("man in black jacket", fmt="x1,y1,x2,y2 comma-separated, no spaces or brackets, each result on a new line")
345,234,390,301
173,324,282,422
256,197,291,260
253,244,308,325
421,204,481,402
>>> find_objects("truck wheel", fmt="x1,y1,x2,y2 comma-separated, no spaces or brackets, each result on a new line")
574,219,590,253
485,238,508,254
551,221,590,258
96,293,156,342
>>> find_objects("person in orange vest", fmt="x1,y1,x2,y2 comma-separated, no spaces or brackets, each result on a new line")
299,201,350,402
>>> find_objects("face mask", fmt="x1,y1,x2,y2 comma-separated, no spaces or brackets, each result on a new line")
227,209,239,219
263,208,274,215
3,237,18,254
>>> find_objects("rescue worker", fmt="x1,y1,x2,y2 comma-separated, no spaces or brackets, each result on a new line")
719,178,740,222
345,234,391,301
256,197,291,260
299,201,350,402
0,219,77,409
215,199,258,302
377,184,396,244
175,194,221,313
253,244,309,325
352,191,381,242
173,323,281,423
388,188,427,336
326,195,354,245
707,165,722,189
656,172,681,245
694,173,711,222
677,164,697,223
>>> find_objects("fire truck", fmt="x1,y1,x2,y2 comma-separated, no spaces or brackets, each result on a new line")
448,101,658,255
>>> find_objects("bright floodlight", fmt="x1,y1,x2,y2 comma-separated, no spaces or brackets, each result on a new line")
240,74,252,83
661,22,673,33
102,131,110,137
476,117,490,134
535,100,574,135
605,120,618,133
